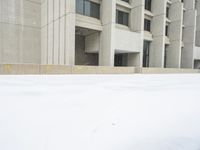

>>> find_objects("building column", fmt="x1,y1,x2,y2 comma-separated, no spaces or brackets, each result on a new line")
182,0,196,68
167,0,183,68
99,0,116,66
41,0,75,66
130,0,145,67
64,0,75,66
196,0,200,46
41,0,48,64
150,0,166,68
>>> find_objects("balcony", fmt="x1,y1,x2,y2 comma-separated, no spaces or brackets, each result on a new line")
115,28,142,53
194,46,200,60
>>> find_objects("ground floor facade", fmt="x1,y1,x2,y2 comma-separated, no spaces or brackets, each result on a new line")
0,0,200,69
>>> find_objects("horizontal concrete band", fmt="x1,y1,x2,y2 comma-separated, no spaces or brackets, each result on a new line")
0,64,199,75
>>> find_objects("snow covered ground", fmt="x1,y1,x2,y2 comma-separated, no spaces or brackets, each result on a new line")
0,74,200,150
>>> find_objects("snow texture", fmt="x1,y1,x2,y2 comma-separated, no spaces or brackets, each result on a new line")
0,74,200,150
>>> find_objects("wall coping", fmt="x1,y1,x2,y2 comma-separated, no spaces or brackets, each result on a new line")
0,64,199,74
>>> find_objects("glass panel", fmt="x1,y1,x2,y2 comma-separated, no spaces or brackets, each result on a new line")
116,10,119,23
144,19,151,31
123,13,129,26
118,11,124,24
91,2,100,19
76,0,84,14
145,0,151,11
143,41,150,67
116,10,129,26
76,0,100,19
121,0,129,3
84,0,90,17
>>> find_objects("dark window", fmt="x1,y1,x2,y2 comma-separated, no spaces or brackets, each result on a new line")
144,19,151,32
195,0,197,9
114,54,128,66
116,10,129,26
121,0,129,3
164,45,168,68
166,7,170,18
76,0,100,19
165,25,169,36
90,2,100,18
145,0,152,11
143,41,151,67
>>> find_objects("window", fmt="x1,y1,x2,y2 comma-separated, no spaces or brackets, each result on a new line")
166,7,170,18
76,0,100,19
165,25,169,36
143,41,151,67
145,0,152,11
76,0,84,14
116,10,129,26
195,0,198,9
164,45,168,68
90,2,100,18
144,19,151,32
114,54,128,66
121,0,129,3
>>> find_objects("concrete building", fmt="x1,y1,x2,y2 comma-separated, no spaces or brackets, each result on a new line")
0,0,200,69
0,0,41,64
194,0,200,69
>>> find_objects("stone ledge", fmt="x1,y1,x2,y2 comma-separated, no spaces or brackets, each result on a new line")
0,64,199,74
71,66,97,74
142,68,200,74
0,64,40,75
40,65,71,74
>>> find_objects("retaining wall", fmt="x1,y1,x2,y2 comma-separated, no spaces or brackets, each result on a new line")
0,64,199,75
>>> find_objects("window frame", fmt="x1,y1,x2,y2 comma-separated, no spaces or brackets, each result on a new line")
116,10,129,26
143,41,151,67
145,0,152,11
144,18,151,32
76,0,100,19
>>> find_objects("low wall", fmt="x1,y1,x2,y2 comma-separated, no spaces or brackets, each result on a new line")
0,64,199,74
141,67,200,74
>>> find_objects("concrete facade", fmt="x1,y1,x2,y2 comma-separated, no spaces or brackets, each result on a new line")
0,0,41,64
194,0,200,69
0,0,200,69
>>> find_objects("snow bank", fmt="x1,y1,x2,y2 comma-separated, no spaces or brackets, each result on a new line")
0,74,200,150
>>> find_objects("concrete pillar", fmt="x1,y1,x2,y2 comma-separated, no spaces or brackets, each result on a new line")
41,0,48,64
99,0,116,66
196,0,200,46
167,1,183,68
41,0,75,65
47,0,54,64
130,0,145,32
130,0,144,67
182,0,196,68
0,19,2,63
150,0,166,67
65,0,75,66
